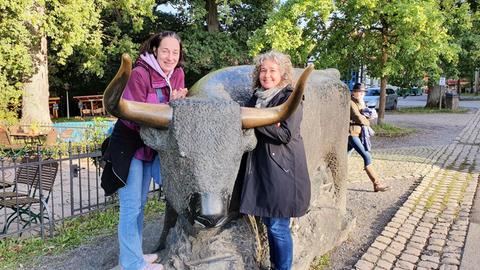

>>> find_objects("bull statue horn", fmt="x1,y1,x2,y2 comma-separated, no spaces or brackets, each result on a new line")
240,64,314,129
103,53,172,128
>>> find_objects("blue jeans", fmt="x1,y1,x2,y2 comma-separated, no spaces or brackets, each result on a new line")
347,136,372,167
263,217,293,270
118,157,154,270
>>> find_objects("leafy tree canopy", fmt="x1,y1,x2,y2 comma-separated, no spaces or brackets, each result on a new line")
248,0,334,66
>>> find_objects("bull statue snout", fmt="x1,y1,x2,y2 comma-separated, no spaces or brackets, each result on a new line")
188,193,230,228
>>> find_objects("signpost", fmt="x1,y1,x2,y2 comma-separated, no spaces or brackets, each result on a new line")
439,77,446,109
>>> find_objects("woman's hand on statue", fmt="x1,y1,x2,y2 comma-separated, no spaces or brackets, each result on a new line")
171,88,188,100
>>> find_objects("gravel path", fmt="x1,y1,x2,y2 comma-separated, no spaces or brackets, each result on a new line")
326,109,477,270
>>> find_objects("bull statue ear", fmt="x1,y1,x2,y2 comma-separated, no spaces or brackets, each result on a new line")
240,64,314,129
103,53,173,128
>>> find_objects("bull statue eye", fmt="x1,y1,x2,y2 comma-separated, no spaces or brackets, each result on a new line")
180,151,186,157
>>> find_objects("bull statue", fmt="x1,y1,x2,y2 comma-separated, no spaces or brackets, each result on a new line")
103,54,352,270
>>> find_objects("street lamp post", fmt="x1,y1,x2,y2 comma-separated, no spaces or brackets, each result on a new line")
64,83,70,118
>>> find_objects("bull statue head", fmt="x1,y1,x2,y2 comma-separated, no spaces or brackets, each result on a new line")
104,54,313,229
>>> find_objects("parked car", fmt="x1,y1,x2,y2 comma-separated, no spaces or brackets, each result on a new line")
363,87,398,110
408,87,422,96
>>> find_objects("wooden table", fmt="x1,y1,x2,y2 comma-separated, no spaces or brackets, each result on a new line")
9,131,47,146
73,95,105,117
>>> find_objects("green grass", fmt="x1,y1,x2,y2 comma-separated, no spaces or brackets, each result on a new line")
310,253,330,270
459,92,479,97
371,123,415,137
395,107,469,114
0,198,165,269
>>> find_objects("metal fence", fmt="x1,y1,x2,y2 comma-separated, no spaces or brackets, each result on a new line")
0,144,159,240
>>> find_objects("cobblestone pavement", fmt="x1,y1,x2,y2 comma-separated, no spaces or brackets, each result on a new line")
353,110,480,270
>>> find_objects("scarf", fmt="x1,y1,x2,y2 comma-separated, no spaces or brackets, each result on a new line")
140,53,173,91
254,86,285,108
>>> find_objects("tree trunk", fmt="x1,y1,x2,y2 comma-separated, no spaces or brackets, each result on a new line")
378,76,387,125
377,25,388,125
20,5,51,127
475,69,479,94
205,0,219,33
425,86,445,108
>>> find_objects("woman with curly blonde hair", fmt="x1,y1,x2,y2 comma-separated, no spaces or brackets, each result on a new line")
239,50,310,270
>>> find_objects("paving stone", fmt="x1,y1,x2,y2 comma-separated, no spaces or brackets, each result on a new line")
449,230,467,237
443,245,462,253
386,246,402,257
395,235,408,245
448,235,465,242
426,245,443,252
372,241,388,251
363,253,378,264
435,222,450,229
455,220,468,226
392,216,407,223
389,241,405,251
385,226,398,234
381,230,396,239
432,227,448,235
377,235,392,245
381,251,397,263
442,252,461,260
441,257,461,265
416,226,430,233
424,212,437,219
395,259,415,270
431,233,446,239
355,259,374,270
418,260,439,269
446,241,463,248
429,238,445,246
399,226,414,234
397,231,410,239
399,253,419,264
403,247,422,257
367,247,382,256
414,230,430,238
421,255,441,264
439,264,458,270
451,225,468,231
411,236,427,245
388,222,402,229
406,241,425,250
418,222,434,229
377,259,393,270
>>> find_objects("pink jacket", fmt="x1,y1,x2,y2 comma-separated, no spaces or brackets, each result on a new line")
120,55,185,161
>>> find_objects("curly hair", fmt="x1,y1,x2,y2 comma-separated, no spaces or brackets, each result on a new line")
251,50,294,89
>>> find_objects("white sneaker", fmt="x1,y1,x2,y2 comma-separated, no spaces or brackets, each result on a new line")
143,254,158,263
142,263,164,270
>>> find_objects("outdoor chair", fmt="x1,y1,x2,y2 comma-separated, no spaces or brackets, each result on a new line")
0,126,21,150
0,158,59,234
0,156,40,198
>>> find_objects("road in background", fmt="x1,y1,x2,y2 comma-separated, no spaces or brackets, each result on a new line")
398,94,480,109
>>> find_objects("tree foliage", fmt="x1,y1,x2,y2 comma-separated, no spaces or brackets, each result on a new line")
248,0,334,66
0,0,156,124
314,0,457,123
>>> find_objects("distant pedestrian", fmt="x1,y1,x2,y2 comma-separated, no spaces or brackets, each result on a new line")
348,83,389,192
